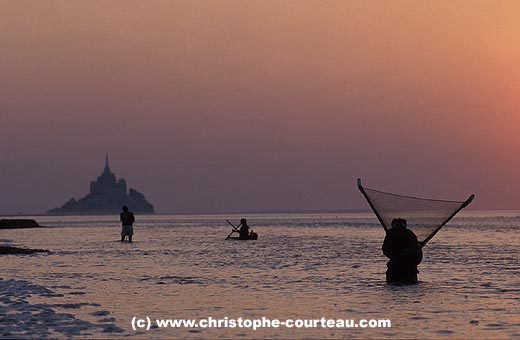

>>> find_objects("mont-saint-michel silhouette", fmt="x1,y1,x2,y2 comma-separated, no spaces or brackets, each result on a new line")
48,155,154,214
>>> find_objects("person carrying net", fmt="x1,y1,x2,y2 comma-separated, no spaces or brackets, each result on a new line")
357,178,474,284
382,218,423,284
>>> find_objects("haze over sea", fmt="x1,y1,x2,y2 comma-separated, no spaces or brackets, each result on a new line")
1,211,519,339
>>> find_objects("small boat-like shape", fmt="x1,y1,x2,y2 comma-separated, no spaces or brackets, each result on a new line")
227,232,258,240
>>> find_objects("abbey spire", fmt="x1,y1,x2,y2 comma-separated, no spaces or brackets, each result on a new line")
104,153,111,174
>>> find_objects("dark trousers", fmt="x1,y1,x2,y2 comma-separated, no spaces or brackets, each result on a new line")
386,266,418,285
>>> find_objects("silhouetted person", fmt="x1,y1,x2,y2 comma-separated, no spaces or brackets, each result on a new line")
239,218,251,240
120,205,135,242
382,218,422,284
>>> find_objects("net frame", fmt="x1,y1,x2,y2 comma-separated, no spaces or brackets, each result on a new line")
357,178,474,247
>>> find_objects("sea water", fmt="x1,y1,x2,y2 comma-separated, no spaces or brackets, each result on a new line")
1,212,519,339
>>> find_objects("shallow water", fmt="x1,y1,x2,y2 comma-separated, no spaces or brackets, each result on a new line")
1,212,519,339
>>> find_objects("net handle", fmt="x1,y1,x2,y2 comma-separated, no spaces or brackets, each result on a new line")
357,178,390,232
420,193,475,247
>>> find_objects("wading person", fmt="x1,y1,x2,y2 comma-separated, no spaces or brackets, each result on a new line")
382,218,422,284
120,205,135,242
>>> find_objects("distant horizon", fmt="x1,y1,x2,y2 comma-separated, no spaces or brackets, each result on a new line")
4,207,520,218
3,208,370,217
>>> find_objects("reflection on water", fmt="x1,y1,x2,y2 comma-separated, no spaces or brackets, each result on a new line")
1,212,519,338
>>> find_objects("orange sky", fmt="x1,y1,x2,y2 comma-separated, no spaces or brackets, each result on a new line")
1,1,519,213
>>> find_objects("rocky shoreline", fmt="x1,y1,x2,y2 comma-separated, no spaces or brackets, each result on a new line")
0,219,49,254
0,246,49,255
0,219,45,229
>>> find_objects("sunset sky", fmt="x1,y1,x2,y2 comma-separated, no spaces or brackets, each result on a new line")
1,0,519,214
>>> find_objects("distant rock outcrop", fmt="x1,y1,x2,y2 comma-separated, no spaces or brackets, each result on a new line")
0,219,43,229
48,156,154,214
0,246,49,255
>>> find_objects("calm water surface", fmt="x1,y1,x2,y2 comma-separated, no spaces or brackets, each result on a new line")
1,212,519,339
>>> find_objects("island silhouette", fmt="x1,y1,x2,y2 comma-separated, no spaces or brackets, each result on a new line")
48,155,154,214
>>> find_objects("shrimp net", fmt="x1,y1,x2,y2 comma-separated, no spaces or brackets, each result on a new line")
357,179,474,245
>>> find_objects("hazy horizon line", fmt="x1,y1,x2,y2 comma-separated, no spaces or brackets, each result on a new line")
1,207,519,217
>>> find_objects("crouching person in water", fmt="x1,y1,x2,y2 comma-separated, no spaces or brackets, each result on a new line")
239,218,251,240
120,205,135,242
382,218,422,284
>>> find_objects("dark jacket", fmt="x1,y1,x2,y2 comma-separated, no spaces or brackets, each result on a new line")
239,223,250,240
120,211,135,226
382,226,422,283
